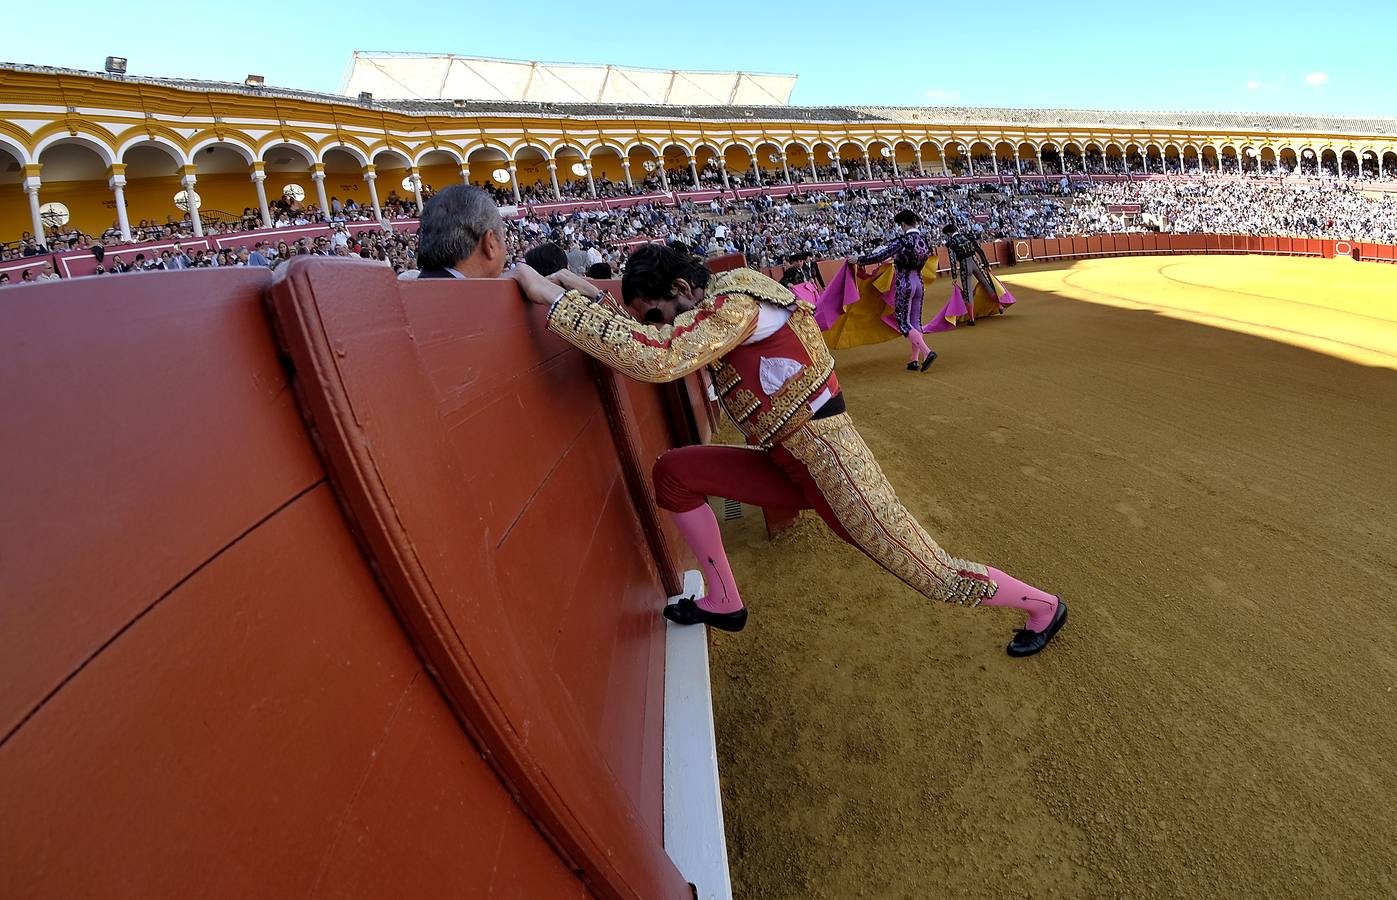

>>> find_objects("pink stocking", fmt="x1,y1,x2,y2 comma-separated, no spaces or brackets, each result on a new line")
907,329,931,359
671,505,744,613
980,567,1059,631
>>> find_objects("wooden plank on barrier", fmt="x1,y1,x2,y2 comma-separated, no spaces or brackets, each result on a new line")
1382,243,1397,262
1261,236,1279,254
1128,234,1146,254
1086,235,1104,256
1071,237,1088,257
1030,239,1047,260
1143,233,1161,254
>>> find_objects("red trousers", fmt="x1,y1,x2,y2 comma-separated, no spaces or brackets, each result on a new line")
653,443,856,545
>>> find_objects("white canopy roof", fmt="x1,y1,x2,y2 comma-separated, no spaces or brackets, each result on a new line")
342,52,797,106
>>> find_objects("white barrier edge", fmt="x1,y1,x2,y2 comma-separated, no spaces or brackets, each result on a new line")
663,568,734,900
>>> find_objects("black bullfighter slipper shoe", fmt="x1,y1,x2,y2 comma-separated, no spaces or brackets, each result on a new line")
1006,598,1068,657
920,351,938,372
663,597,748,632
906,361,920,371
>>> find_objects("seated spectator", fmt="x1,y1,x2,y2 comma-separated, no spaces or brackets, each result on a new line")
586,261,613,279
524,242,569,276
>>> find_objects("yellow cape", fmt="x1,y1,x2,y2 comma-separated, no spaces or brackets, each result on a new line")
823,259,938,350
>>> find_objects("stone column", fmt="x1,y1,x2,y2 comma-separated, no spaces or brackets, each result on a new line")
810,156,820,182
750,157,762,186
180,167,204,237
251,163,273,228
311,165,330,218
861,153,872,180
718,158,730,191
547,160,561,200
658,162,669,192
781,154,792,184
622,158,634,189
108,164,132,242
363,167,384,226
508,163,521,204
409,169,424,210
585,161,597,198
460,164,471,185
23,164,44,243
689,157,700,189
917,153,927,177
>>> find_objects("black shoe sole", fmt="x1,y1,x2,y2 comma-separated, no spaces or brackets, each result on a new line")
920,352,938,372
663,601,748,632
1006,598,1067,657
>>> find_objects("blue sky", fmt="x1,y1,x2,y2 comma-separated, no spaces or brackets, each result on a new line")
0,0,1386,117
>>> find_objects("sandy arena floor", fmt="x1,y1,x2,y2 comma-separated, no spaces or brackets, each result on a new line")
708,255,1397,899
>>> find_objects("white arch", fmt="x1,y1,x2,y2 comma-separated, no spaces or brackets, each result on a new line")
412,144,464,167
691,142,722,157
784,139,813,153
320,143,371,167
368,146,413,168
188,136,255,164
115,134,190,166
258,139,317,167
723,140,757,156
33,132,116,168
625,140,661,157
0,133,34,166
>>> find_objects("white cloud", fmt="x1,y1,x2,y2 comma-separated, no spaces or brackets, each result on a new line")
1246,80,1261,89
925,88,961,102
1304,71,1329,86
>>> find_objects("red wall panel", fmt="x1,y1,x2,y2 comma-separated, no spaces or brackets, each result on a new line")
0,270,593,898
1086,235,1105,256
1030,238,1047,260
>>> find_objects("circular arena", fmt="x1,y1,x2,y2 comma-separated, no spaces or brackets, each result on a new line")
3,46,1396,900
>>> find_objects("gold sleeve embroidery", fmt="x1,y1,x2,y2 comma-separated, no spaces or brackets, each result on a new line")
546,289,760,383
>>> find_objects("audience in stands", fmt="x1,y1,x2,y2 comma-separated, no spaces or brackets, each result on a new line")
10,168,1397,284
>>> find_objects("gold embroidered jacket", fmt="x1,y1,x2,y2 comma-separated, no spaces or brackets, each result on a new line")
546,268,840,447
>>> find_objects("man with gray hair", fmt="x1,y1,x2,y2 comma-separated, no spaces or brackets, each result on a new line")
416,185,509,280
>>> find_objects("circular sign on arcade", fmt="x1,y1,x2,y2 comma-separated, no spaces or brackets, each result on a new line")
570,162,587,177
491,168,511,184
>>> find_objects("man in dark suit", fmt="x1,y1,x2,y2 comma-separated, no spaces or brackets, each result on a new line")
416,185,510,280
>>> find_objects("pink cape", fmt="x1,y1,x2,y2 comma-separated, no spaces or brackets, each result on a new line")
813,262,861,330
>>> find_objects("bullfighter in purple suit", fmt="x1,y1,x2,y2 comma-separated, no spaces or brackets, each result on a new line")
854,210,938,371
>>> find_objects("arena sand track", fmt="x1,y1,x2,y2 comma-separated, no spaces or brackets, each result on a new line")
708,255,1397,899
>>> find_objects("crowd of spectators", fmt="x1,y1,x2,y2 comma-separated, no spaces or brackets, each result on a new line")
9,175,1397,286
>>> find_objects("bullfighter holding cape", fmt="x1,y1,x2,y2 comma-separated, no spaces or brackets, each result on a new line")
509,243,1068,657
815,214,1019,348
